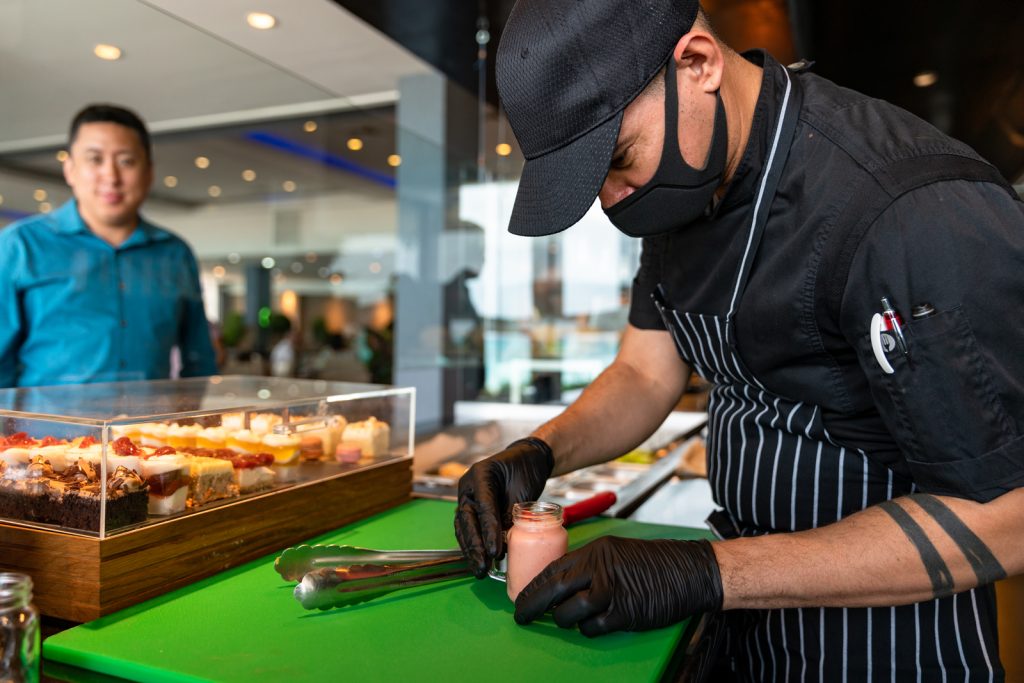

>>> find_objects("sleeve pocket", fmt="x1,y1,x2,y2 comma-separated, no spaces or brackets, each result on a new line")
860,306,1020,501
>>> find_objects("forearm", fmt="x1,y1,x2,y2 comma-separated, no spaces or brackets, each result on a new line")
533,326,690,475
714,488,1024,610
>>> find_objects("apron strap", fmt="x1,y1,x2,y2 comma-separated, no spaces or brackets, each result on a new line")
725,65,805,346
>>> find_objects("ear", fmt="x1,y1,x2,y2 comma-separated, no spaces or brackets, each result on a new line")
62,155,75,188
671,29,724,94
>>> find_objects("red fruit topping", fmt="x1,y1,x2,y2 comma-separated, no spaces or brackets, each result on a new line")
79,436,97,447
39,436,63,447
112,437,141,456
152,446,176,456
6,432,37,446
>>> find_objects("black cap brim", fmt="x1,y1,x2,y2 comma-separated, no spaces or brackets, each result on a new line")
507,110,623,237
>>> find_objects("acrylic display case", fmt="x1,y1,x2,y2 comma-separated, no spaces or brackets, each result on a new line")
0,376,415,621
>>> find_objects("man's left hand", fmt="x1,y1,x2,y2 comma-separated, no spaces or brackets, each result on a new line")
514,536,723,637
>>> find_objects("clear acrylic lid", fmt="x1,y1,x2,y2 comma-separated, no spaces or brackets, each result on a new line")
0,376,409,425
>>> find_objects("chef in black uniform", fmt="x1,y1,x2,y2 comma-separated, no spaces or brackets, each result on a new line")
455,0,1024,679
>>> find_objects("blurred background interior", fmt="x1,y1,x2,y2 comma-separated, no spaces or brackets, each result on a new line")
1,0,1022,430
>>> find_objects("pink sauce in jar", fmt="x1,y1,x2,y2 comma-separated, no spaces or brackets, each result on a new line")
506,501,568,601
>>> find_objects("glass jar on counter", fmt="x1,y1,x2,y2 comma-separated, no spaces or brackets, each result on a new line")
506,501,569,602
0,573,39,683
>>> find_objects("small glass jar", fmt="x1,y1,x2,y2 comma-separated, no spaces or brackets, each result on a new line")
506,501,569,602
0,573,40,683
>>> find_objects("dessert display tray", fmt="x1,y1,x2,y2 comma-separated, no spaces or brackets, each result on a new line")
0,377,415,621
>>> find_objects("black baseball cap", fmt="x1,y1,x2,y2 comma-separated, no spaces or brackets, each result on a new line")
497,0,700,236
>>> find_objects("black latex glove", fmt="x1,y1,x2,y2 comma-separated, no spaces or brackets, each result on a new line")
514,536,723,638
455,437,554,578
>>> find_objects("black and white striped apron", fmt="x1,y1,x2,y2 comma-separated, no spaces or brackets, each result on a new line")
652,65,1002,681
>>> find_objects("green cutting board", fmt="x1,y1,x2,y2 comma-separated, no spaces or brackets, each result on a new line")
44,499,713,683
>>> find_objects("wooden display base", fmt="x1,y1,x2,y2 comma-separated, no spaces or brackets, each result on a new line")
0,458,411,622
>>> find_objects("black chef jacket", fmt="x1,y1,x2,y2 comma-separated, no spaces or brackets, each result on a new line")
629,50,1022,681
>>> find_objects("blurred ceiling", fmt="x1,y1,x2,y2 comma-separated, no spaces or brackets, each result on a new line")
339,0,1024,184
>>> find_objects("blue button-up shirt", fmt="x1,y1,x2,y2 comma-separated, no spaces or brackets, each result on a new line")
0,200,217,387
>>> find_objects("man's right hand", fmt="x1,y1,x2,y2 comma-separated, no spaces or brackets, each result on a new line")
455,437,554,578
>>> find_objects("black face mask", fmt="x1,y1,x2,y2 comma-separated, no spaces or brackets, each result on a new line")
604,57,729,238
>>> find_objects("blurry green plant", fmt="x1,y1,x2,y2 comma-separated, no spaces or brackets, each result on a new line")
221,312,247,348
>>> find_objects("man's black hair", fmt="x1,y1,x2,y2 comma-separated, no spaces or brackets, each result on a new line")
68,104,152,161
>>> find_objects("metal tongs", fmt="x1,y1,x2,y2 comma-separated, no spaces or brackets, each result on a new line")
278,491,617,611
291,551,471,610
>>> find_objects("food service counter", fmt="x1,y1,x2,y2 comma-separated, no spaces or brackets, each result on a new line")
43,499,713,683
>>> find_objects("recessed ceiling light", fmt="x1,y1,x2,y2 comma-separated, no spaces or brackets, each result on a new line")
318,267,329,278
33,189,47,202
290,262,304,274
282,180,297,192
495,143,512,156
913,71,938,88
329,274,343,285
246,12,277,30
56,150,68,162
261,257,276,269
242,169,257,182
303,120,318,133
212,266,226,278
227,252,241,264
305,252,318,263
369,261,382,274
195,156,210,169
387,154,401,167
208,185,222,198
346,138,363,151
94,44,122,61
164,175,178,188
39,202,53,213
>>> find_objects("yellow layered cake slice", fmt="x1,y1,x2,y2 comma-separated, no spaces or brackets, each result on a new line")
186,456,238,507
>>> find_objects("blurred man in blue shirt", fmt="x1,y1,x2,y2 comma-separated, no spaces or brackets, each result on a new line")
0,104,217,387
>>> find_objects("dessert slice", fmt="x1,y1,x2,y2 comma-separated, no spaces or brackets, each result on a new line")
196,426,227,450
341,417,391,457
227,429,262,454
186,456,238,507
166,424,201,450
139,449,190,515
206,450,276,494
262,433,300,465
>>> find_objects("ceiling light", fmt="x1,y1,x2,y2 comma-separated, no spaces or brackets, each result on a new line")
195,156,210,169
164,175,178,188
208,185,222,198
227,253,241,264
33,189,47,202
94,44,122,61
39,202,52,213
246,12,277,30
282,180,297,192
914,71,938,88
387,154,401,167
212,266,226,278
303,121,318,133
305,252,318,263
242,169,256,182
369,262,382,274
329,274,343,285
495,143,512,156
346,138,364,151
318,267,329,278
290,262,304,274
261,257,276,269
56,150,68,162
